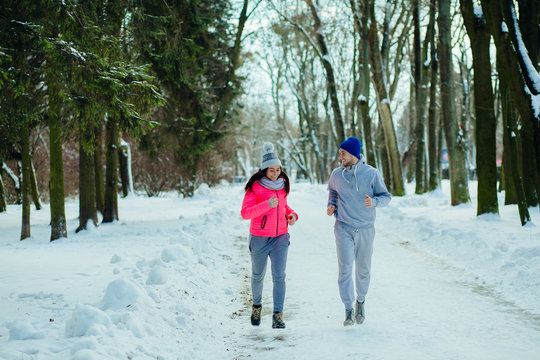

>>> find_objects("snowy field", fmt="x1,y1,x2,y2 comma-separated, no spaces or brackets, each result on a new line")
0,180,539,359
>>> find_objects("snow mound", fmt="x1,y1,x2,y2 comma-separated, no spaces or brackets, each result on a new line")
195,183,211,196
161,245,190,262
100,278,151,311
110,312,146,338
146,265,168,285
7,320,44,340
110,254,122,264
71,349,103,360
65,305,112,337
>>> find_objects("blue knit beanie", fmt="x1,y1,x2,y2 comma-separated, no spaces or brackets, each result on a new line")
339,136,362,159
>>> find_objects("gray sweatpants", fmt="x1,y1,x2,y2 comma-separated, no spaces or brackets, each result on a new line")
334,221,375,310
249,233,290,313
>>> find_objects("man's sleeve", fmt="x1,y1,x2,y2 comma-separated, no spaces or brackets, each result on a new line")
373,171,392,207
327,172,338,208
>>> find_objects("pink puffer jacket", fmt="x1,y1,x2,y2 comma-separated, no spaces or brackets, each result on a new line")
241,181,298,237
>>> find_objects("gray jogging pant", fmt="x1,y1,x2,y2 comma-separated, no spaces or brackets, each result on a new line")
334,221,375,310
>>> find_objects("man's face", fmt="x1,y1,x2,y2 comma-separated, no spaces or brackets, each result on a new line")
339,149,357,167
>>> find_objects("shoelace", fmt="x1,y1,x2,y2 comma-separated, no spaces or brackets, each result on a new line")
252,307,261,319
274,313,283,322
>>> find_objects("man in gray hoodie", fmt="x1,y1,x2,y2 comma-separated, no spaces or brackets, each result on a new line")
327,136,391,326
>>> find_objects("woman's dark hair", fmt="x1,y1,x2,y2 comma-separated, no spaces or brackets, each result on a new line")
244,167,290,195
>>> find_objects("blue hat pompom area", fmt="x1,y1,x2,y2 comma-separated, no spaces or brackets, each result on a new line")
339,137,362,159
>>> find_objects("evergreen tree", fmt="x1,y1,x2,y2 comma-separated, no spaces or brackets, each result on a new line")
130,0,243,196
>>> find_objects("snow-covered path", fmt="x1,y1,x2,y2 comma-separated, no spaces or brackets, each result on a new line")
1,182,539,359
229,184,540,359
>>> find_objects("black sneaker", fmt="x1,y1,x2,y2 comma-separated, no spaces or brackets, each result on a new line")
272,312,286,329
343,308,354,326
251,305,262,326
355,300,365,324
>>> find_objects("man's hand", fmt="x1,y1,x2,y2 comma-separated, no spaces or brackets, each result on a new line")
268,197,278,208
364,194,374,208
287,214,297,225
327,206,336,216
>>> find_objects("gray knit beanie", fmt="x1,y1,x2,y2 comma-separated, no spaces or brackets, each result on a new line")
260,142,282,170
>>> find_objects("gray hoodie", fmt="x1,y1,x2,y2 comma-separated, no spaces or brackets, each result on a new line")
327,155,392,229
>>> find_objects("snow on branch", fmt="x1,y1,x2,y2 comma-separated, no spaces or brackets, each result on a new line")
507,5,540,95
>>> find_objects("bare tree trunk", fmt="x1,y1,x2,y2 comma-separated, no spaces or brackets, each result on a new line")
351,0,375,166
427,0,440,192
368,0,404,195
48,80,67,241
119,142,129,198
438,0,470,205
94,123,105,215
483,0,540,208
406,82,416,183
20,122,31,240
499,53,530,225
460,0,498,215
378,124,391,188
517,0,539,67
30,161,41,210
76,132,98,233
413,0,428,194
103,116,119,223
0,160,6,212
506,0,540,207
501,97,518,205
304,0,345,144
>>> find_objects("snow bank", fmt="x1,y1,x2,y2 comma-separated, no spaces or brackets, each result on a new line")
7,320,45,340
65,305,113,338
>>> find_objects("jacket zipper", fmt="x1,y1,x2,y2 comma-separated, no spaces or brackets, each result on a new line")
275,190,279,236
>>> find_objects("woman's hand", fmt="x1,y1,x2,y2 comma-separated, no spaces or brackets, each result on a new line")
287,214,297,225
327,206,336,216
268,197,278,208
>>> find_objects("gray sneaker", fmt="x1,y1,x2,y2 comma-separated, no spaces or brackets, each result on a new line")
355,300,365,324
343,308,354,326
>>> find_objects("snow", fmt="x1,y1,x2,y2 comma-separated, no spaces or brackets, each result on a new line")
509,5,540,95
1,181,539,359
473,6,483,19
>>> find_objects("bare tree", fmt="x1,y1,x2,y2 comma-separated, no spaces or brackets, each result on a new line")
460,0,498,215
437,0,470,205
368,0,405,195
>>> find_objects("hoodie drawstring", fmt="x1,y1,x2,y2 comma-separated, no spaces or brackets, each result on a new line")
341,164,360,192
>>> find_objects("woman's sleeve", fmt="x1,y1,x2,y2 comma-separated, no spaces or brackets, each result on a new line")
285,204,299,221
240,190,271,219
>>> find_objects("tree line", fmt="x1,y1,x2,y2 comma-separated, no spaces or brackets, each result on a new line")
1,0,539,243
0,0,252,240
238,0,538,225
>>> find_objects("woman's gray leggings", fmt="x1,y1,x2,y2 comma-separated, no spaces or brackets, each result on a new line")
249,233,290,313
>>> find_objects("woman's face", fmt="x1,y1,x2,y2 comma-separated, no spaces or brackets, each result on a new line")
265,165,281,181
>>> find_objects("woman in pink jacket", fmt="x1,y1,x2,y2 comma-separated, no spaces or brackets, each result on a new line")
241,142,298,329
